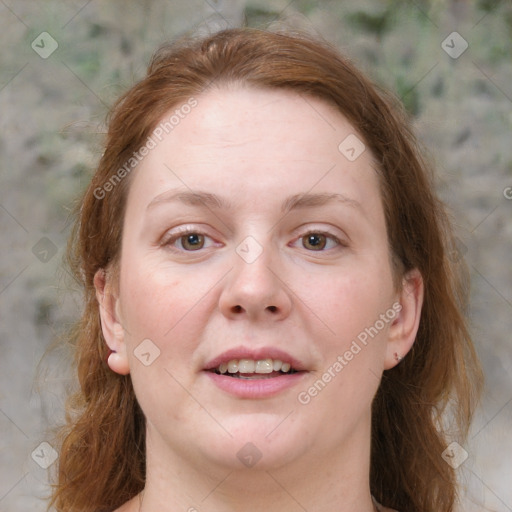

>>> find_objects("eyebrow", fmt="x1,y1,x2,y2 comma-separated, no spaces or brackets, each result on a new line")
146,190,361,213
146,190,231,210
281,192,361,214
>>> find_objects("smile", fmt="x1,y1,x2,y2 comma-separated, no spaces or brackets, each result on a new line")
211,358,298,378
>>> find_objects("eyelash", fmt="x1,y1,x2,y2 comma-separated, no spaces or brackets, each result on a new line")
162,227,343,253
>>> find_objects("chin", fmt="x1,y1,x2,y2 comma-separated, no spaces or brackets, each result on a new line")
195,414,311,471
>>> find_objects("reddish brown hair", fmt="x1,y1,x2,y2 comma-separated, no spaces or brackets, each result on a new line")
51,28,483,512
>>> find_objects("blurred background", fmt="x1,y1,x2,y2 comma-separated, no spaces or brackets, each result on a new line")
0,0,511,511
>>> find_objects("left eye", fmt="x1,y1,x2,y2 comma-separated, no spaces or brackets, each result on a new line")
165,231,215,251
179,233,206,251
295,232,340,251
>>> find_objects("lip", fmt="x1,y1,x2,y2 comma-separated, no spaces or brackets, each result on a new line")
203,346,308,399
203,346,307,372
204,371,307,399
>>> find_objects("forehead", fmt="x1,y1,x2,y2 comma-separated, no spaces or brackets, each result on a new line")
126,86,381,215
163,86,359,164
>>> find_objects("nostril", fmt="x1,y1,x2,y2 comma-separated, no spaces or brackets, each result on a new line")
228,305,279,315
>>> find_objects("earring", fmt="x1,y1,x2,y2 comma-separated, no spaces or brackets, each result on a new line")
394,352,403,362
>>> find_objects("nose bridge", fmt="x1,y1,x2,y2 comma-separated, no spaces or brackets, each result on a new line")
219,235,292,319
235,241,273,288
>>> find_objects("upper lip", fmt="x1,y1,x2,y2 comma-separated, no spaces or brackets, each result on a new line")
203,346,307,372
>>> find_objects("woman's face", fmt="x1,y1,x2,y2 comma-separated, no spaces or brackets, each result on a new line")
102,86,416,473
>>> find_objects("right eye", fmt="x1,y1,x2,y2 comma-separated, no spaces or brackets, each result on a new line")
162,228,217,252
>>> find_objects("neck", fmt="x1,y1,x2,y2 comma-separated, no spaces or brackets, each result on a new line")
136,416,377,512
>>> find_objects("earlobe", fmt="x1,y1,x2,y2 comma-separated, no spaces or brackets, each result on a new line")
107,350,130,375
94,268,130,375
385,268,424,370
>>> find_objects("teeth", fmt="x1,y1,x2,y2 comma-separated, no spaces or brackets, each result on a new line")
214,358,295,375
273,359,283,371
255,358,273,373
238,359,255,373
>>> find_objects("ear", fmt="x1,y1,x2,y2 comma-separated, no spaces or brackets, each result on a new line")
94,268,130,375
384,268,424,370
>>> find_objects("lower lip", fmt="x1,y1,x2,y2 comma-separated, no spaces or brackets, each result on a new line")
204,371,307,399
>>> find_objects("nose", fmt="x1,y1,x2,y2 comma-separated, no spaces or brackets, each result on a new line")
218,244,293,322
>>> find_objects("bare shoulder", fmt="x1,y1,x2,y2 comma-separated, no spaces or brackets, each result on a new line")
373,497,399,512
113,495,140,512
112,503,130,512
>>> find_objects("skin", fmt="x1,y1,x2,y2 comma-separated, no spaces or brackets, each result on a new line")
95,86,423,512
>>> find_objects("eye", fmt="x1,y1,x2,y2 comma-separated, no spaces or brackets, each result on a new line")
179,233,205,251
294,231,341,251
163,228,217,252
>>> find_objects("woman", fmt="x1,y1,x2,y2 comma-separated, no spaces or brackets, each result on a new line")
50,28,483,512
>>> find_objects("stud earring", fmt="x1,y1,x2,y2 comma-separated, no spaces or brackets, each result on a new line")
394,352,403,362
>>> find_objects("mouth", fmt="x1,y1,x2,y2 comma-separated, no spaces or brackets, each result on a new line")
208,358,299,379
203,347,307,397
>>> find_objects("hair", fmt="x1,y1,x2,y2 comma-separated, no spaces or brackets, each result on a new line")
50,27,483,512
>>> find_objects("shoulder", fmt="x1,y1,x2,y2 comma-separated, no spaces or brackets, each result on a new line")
372,496,400,512
112,496,140,512
375,504,400,512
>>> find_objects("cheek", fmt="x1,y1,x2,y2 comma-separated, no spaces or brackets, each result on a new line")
119,267,178,339
294,268,391,425
118,263,213,418
118,255,224,349
295,260,395,342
